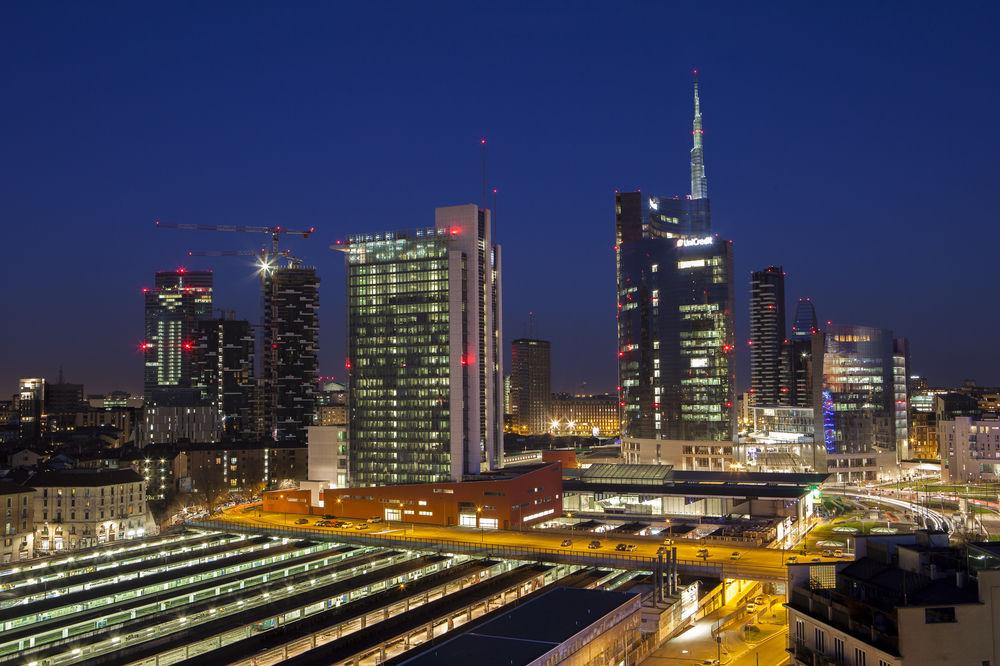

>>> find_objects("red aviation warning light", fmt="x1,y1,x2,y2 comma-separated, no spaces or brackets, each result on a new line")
344,358,352,370
181,340,194,352
138,341,150,352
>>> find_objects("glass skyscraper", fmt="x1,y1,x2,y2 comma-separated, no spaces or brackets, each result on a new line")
510,338,551,435
143,269,213,406
616,75,735,443
340,204,502,486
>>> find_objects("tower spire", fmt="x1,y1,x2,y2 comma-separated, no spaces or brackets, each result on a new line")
690,68,708,200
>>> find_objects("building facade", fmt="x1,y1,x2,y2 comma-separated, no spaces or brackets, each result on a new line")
940,416,1000,482
0,484,34,563
815,325,909,481
616,76,735,444
340,203,503,485
143,269,213,406
29,469,148,553
261,267,319,444
141,404,219,446
193,317,256,441
509,338,551,435
550,393,620,437
749,266,785,406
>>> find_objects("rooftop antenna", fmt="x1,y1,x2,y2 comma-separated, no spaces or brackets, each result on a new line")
492,186,498,240
480,136,488,210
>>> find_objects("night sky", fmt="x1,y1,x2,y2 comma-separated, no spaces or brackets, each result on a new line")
3,2,999,396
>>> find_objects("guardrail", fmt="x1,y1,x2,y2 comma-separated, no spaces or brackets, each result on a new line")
188,520,790,582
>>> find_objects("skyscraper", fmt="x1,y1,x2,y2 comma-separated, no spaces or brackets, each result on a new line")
790,298,818,339
142,269,213,406
261,266,319,444
193,317,256,441
340,203,503,486
616,74,735,443
814,324,909,481
749,266,785,406
510,339,551,435
17,378,45,442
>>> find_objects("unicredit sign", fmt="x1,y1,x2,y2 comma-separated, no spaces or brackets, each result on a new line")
675,236,714,248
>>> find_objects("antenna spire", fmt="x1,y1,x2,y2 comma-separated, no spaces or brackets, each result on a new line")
690,69,708,200
480,137,488,210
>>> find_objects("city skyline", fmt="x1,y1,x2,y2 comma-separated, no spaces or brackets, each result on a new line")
4,3,1000,395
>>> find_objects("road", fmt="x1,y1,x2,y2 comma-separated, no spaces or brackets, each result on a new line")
825,489,955,532
212,505,841,578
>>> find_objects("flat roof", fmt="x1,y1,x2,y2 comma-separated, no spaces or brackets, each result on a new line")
391,587,639,665
563,479,811,499
27,468,143,486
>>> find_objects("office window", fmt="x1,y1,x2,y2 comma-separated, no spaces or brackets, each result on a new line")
924,607,956,623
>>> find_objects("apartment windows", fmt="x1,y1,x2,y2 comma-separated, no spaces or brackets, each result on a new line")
854,648,866,666
794,619,805,642
834,637,844,661
814,628,825,653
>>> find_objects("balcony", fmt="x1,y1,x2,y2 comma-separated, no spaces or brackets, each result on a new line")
788,588,899,656
788,640,844,666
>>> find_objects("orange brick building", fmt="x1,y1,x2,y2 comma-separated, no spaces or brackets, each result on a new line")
263,462,562,529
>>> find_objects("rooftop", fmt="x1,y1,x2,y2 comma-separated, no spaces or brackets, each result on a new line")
26,468,143,487
390,587,639,665
838,557,979,606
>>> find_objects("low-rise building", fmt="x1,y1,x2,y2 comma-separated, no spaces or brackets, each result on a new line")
263,462,563,530
28,468,149,553
939,415,1000,482
0,483,34,563
174,442,308,497
141,404,220,447
622,437,734,471
787,531,1000,666
550,393,620,437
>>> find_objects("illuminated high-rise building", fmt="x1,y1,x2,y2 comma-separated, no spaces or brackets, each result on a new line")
510,339,551,435
750,266,785,405
814,324,909,481
261,267,319,444
193,317,256,441
790,298,818,339
142,269,213,406
340,203,503,485
616,73,735,442
779,297,819,408
17,378,45,442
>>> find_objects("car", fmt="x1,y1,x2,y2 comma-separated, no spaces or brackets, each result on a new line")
730,551,742,560
786,556,798,564
294,518,309,525
315,520,330,527
746,602,757,613
822,549,834,557
663,538,674,546
368,517,383,524
615,543,626,551
811,557,821,562
615,543,636,552
356,523,369,530
754,595,766,605
338,522,352,528
322,514,335,520
656,546,669,555
834,549,845,558
588,540,602,549
560,539,573,547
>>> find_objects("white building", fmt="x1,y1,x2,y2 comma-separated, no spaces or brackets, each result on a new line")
301,425,348,506
29,469,151,553
940,415,1000,482
788,532,1000,665
622,437,734,471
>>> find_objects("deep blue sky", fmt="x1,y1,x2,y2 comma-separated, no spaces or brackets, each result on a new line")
2,2,999,395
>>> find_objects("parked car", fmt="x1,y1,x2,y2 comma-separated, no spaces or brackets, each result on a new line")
834,549,845,558
810,557,821,562
560,539,573,547
730,551,742,560
368,517,383,524
754,595,766,605
356,523,369,530
786,555,798,564
822,549,834,557
746,602,757,613
588,540,602,549
322,514,335,520
294,518,309,525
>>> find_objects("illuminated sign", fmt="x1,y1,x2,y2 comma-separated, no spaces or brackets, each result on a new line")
675,236,714,248
678,259,705,269
648,197,659,211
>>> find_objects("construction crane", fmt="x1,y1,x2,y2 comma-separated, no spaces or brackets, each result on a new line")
186,249,296,273
155,220,316,255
